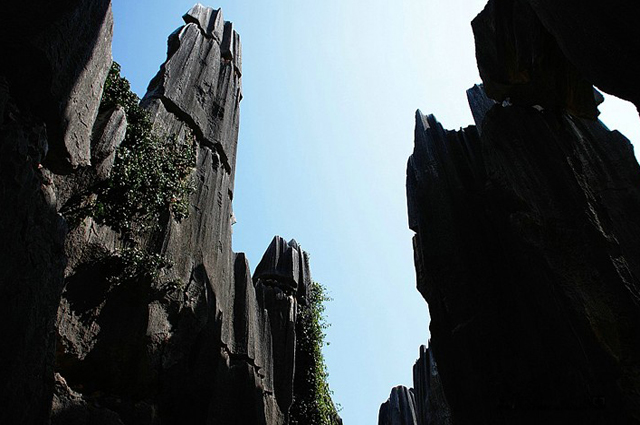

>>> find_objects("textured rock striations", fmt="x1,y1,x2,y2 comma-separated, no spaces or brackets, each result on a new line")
378,344,451,425
379,385,419,425
0,1,113,423
472,0,640,117
1,2,339,424
401,2,640,422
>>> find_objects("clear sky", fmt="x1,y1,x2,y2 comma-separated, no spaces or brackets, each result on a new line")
111,1,639,423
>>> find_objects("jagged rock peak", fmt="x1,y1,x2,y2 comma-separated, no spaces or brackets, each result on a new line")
142,3,243,174
465,84,496,134
378,385,419,425
183,3,224,41
412,343,452,425
408,80,640,422
253,236,312,303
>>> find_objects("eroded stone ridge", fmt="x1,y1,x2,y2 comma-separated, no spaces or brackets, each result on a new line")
143,4,242,172
407,83,640,423
378,344,451,425
472,0,639,118
183,3,224,41
379,385,419,425
254,236,313,303
0,2,113,424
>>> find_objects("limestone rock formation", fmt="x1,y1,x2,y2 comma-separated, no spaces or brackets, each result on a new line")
0,2,113,423
406,78,640,425
379,386,419,425
1,2,340,424
399,2,640,423
412,345,451,425
472,0,640,117
378,344,451,425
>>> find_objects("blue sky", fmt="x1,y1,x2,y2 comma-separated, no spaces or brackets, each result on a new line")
111,1,639,423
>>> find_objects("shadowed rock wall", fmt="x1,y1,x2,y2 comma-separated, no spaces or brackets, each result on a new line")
0,1,113,423
378,344,451,425
403,25,640,425
1,2,339,424
386,2,640,424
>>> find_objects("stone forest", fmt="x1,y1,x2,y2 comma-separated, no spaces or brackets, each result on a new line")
0,1,639,424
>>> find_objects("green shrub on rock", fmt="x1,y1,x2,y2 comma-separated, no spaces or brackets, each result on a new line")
290,281,341,425
92,62,196,234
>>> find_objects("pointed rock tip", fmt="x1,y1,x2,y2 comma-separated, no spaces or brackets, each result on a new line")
288,239,299,249
415,109,438,132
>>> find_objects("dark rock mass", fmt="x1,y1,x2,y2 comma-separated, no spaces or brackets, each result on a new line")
378,385,418,425
472,0,640,117
378,344,451,425
395,1,640,423
1,2,339,424
0,1,112,423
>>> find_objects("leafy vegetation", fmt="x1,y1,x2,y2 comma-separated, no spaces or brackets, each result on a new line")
106,247,173,286
290,282,341,425
88,62,197,234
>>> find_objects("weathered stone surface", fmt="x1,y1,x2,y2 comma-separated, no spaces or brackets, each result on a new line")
142,8,242,173
54,6,243,422
466,84,497,135
472,0,640,118
379,386,419,425
522,0,640,111
51,373,125,425
255,279,298,417
91,106,127,180
1,2,113,421
472,0,600,119
0,0,113,171
183,3,224,41
407,89,640,423
254,236,313,303
50,5,337,424
0,92,67,425
412,344,451,425
379,344,451,425
1,2,339,423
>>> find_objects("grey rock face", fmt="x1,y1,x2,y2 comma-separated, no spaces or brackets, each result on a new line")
91,106,127,180
0,1,113,423
183,3,224,41
521,0,640,110
412,345,451,425
51,373,125,425
1,2,338,423
142,13,242,173
466,84,497,135
379,386,419,425
254,236,313,304
0,91,68,425
379,344,451,425
51,4,336,424
0,0,113,171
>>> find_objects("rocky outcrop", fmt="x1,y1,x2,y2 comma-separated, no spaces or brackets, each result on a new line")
378,344,451,425
1,2,339,424
412,345,451,425
379,386,419,425
0,2,113,424
472,0,640,116
401,3,640,424
406,71,640,425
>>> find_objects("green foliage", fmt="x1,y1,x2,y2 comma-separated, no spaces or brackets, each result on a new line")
290,282,341,425
107,247,173,286
91,62,196,234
